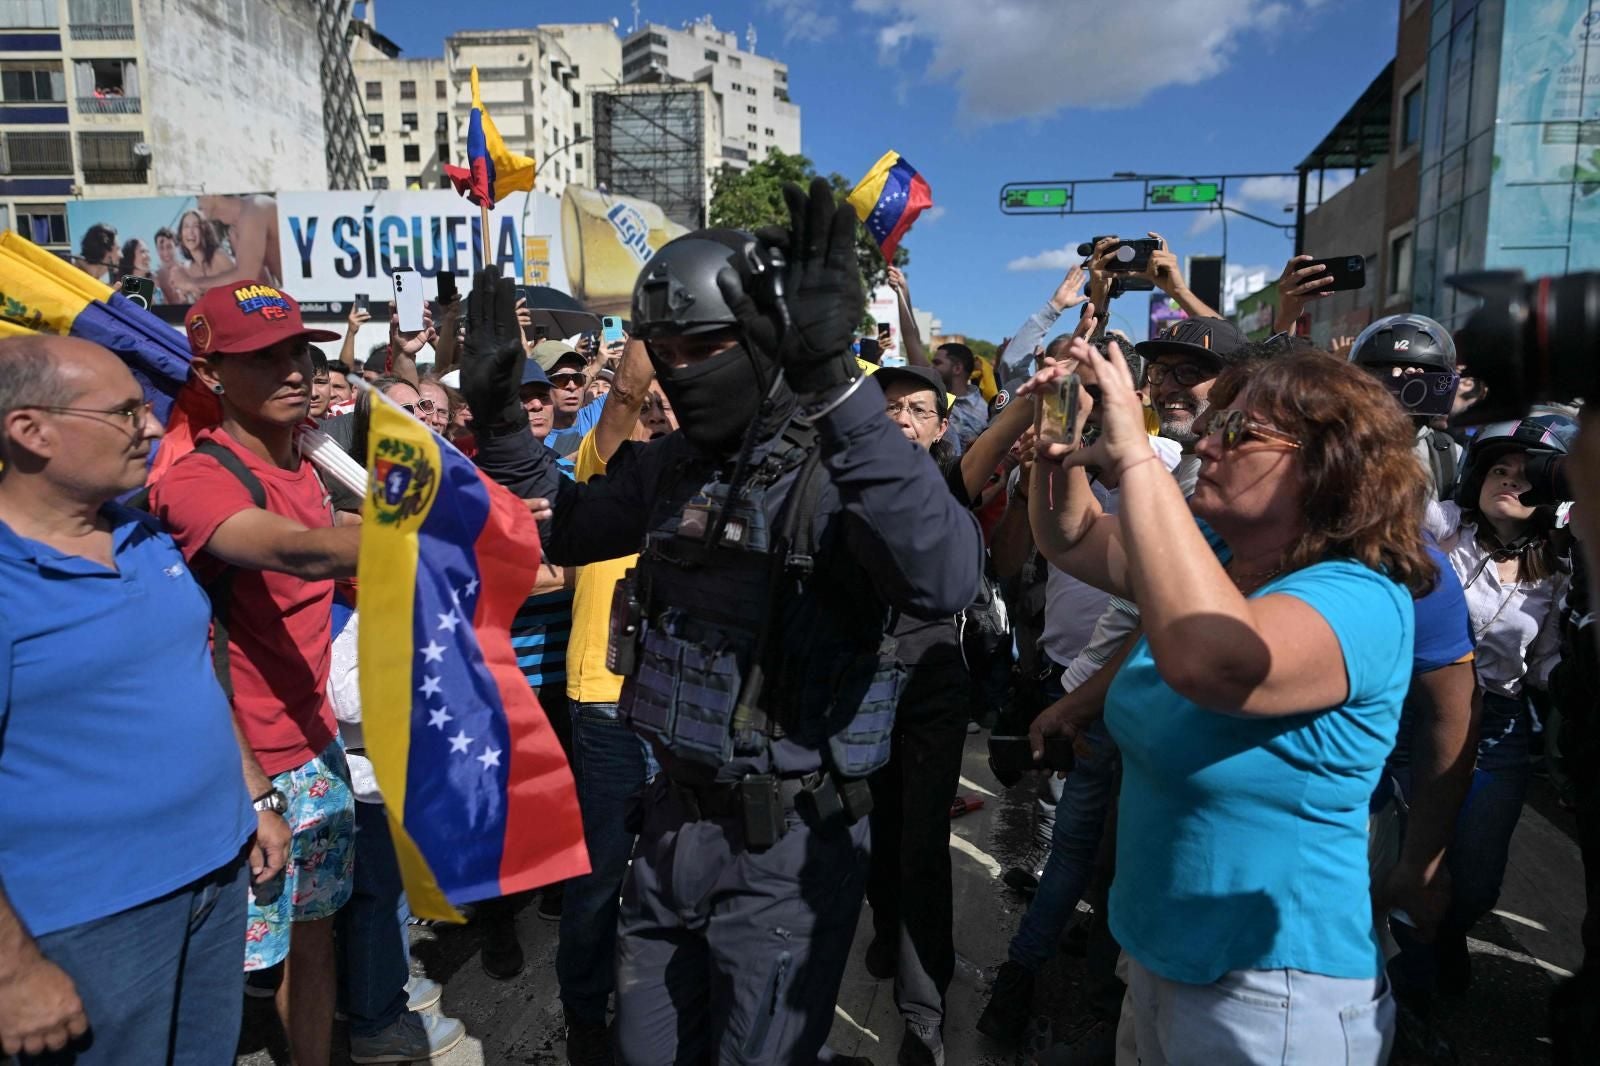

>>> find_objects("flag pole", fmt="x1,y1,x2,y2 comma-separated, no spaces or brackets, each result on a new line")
480,202,493,273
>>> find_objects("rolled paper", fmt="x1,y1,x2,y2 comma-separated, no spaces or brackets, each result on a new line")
299,425,368,498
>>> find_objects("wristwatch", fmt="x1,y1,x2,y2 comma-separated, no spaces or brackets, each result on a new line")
252,789,289,815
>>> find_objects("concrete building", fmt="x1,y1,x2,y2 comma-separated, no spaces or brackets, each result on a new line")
0,0,360,260
351,17,448,192
620,16,800,173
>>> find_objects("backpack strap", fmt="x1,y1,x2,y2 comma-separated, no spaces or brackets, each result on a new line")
190,440,267,701
1427,428,1458,500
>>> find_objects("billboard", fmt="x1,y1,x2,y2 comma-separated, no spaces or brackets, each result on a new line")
64,186,687,319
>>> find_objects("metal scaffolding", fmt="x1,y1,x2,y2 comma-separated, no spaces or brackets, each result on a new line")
317,0,368,190
592,86,707,230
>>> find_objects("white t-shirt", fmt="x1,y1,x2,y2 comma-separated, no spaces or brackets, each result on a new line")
329,612,382,804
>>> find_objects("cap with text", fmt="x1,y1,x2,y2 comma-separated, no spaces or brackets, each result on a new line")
185,283,341,358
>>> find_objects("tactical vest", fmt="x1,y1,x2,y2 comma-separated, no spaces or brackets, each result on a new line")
614,423,904,778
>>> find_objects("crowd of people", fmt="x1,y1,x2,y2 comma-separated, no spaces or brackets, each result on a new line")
0,180,1595,1066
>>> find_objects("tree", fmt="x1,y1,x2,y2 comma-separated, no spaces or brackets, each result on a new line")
708,148,909,297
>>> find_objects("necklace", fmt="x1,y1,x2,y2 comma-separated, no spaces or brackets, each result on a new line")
1228,560,1284,593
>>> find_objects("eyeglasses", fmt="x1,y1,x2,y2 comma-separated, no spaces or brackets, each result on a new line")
17,401,152,432
399,398,439,414
549,373,586,389
1203,409,1302,452
885,401,941,422
1144,362,1214,388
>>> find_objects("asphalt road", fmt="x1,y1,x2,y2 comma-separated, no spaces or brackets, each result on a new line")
236,734,1588,1065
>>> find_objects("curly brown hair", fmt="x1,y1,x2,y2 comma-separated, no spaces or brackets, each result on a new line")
1213,350,1436,597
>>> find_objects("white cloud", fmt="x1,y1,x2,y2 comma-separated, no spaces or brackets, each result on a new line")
1007,244,1079,272
849,0,1319,124
1186,170,1356,236
922,204,947,223
765,0,841,43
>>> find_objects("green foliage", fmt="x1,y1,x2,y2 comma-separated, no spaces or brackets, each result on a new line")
966,338,998,365
709,148,910,299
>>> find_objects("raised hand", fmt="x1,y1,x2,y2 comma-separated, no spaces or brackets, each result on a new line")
1050,261,1088,312
1275,255,1334,332
459,270,530,438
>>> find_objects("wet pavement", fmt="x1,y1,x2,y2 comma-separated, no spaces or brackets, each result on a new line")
235,731,1588,1065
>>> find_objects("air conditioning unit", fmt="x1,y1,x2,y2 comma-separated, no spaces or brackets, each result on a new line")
367,158,379,170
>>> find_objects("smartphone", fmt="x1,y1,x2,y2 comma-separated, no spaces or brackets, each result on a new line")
436,271,459,308
1040,372,1081,445
988,734,1076,777
601,315,625,347
391,269,425,333
354,292,369,315
120,275,155,310
1306,254,1367,292
1104,238,1163,274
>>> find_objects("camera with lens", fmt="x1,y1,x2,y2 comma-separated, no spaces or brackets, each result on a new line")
1447,269,1600,424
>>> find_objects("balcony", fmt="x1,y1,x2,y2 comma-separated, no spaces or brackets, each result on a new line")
77,94,140,114
1,131,72,175
68,22,132,39
81,166,145,183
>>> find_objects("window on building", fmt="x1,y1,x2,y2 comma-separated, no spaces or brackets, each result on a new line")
370,144,387,163
403,143,420,162
747,86,756,96
1,61,64,103
650,32,667,46
573,121,582,139
372,176,390,190
747,123,756,132
731,81,741,92
775,87,790,103
1389,231,1414,298
775,69,787,84
728,56,741,70
435,79,447,99
401,111,418,131
73,58,138,110
748,141,757,151
574,151,583,169
746,104,756,114
436,112,449,132
400,80,416,100
366,81,382,101
405,174,422,189
0,0,58,28
1,131,71,174
67,0,132,37
15,204,66,244
764,127,773,136
368,113,384,133
1401,85,1423,149
77,131,146,183
704,49,718,62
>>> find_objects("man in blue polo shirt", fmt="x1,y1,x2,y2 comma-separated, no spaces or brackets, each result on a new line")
0,336,273,1062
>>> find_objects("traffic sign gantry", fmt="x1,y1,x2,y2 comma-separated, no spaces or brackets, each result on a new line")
1149,182,1220,205
1001,185,1072,212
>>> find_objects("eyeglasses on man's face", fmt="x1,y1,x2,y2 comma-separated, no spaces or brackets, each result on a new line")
1143,361,1214,389
17,401,153,434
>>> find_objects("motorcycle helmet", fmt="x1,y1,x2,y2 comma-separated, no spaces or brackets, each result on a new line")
1350,313,1460,418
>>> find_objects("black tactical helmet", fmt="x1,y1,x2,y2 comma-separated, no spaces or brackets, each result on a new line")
1349,313,1457,373
631,228,768,340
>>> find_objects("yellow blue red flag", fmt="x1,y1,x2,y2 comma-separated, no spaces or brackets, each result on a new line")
847,150,934,261
357,392,588,921
444,67,538,209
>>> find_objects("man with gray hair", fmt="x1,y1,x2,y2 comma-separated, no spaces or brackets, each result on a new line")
0,336,278,1062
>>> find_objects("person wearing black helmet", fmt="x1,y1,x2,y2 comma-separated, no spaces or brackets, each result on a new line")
458,178,984,1065
1418,415,1573,995
1349,313,1464,499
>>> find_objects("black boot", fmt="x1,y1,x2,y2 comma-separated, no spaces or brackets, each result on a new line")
478,902,525,980
564,1009,612,1066
975,960,1035,1046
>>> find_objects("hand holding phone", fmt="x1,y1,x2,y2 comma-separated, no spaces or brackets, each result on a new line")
436,272,460,309
391,270,425,333
1040,371,1082,446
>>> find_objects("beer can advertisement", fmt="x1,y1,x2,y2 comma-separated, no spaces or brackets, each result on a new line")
64,185,686,317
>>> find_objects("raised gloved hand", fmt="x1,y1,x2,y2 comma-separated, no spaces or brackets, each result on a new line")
717,177,864,397
459,269,529,439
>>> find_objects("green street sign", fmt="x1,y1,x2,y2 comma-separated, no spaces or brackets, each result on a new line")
1004,186,1071,209
1149,182,1220,205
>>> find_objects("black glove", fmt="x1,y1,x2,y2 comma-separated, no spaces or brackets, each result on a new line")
716,177,864,397
459,269,529,439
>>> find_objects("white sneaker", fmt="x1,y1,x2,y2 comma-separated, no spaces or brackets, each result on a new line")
349,1010,466,1064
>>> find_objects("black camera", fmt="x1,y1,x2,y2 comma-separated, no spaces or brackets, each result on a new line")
1447,269,1600,424
1076,235,1116,258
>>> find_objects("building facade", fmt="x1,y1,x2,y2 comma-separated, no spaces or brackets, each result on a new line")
0,0,356,262
620,16,800,173
352,19,448,192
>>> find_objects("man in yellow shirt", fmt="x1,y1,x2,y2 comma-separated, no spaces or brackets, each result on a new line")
554,338,668,1064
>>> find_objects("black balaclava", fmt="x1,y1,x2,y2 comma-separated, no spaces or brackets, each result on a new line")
652,341,795,453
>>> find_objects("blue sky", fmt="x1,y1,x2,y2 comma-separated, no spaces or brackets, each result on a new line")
374,0,1400,342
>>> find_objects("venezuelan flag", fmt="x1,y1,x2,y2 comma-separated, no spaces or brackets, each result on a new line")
443,66,538,209
0,230,220,482
358,392,588,921
847,151,934,261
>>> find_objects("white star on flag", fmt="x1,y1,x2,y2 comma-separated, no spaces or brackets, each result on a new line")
420,675,443,697
437,610,460,632
464,578,480,597
421,641,446,663
476,747,502,770
448,729,473,753
428,706,453,730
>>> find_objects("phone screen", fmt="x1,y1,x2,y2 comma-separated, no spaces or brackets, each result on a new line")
1041,372,1081,444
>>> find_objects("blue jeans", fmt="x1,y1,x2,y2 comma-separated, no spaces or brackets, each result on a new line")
555,701,658,1024
336,801,411,1039
23,850,249,1065
1008,718,1119,971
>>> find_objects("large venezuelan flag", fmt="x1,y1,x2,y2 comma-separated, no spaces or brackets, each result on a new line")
358,392,588,921
443,66,538,209
847,150,934,262
0,230,220,481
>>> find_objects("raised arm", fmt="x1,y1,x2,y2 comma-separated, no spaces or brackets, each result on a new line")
886,266,928,367
337,304,370,371
592,336,653,462
1142,231,1219,319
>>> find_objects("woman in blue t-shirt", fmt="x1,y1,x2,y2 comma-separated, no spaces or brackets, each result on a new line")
1018,341,1436,1064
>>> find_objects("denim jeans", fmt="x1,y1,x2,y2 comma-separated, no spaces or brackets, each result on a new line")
1008,717,1119,972
555,701,658,1024
23,850,249,1066
1122,955,1394,1066
335,800,411,1039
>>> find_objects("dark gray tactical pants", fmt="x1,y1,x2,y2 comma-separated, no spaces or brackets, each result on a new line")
613,777,871,1064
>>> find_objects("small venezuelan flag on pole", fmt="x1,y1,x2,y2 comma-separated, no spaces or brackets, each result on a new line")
847,150,934,262
444,66,539,266
357,388,589,921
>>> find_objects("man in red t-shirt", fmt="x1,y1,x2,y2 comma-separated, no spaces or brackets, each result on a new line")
151,283,358,1066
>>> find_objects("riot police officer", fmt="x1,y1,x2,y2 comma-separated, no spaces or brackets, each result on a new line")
460,179,984,1064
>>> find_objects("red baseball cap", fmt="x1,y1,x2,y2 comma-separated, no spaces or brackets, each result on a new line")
184,283,341,357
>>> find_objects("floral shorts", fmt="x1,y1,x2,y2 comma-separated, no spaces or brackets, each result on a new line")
243,739,356,972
